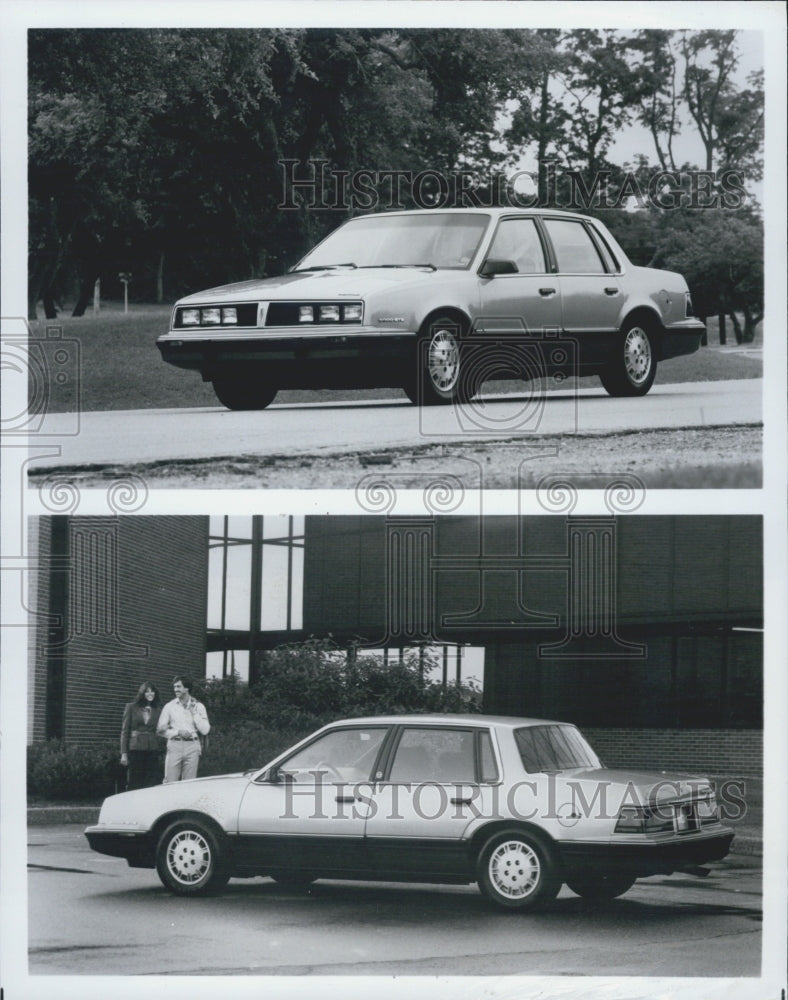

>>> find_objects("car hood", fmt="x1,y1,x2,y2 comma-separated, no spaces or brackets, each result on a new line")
92,773,252,830
177,267,456,305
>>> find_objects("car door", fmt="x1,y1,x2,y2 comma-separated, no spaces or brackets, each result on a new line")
235,725,389,876
474,216,567,384
476,216,563,332
541,216,623,338
364,725,501,880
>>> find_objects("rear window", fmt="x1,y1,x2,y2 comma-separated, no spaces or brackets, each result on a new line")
543,218,606,274
514,725,601,773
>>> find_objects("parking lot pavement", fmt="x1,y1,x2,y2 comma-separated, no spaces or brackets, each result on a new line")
23,823,763,978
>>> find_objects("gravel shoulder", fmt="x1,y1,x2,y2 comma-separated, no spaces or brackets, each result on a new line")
34,423,761,490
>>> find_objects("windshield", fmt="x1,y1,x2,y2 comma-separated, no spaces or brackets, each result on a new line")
514,725,601,773
295,213,490,271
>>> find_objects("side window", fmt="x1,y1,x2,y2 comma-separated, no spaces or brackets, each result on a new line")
479,731,499,783
544,219,606,274
590,225,620,272
486,218,547,274
276,727,387,783
389,728,477,783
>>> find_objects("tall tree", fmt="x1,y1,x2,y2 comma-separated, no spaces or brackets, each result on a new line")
681,30,764,181
628,30,682,171
558,30,639,175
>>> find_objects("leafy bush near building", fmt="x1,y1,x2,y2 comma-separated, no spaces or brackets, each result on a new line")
27,738,124,801
26,642,482,795
198,641,481,776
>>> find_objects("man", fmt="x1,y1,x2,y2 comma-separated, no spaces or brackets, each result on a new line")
157,675,211,783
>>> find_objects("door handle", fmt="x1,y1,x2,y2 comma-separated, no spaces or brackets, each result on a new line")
604,287,619,295
335,795,356,803
539,287,557,297
450,796,474,805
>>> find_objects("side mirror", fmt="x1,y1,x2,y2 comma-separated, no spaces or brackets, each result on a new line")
479,258,518,278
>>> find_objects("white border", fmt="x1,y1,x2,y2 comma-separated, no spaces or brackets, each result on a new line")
2,3,786,999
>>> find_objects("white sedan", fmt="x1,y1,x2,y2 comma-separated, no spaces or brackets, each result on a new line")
85,714,734,910
157,208,705,409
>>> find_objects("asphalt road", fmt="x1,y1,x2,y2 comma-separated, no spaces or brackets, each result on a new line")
27,823,762,978
27,378,761,472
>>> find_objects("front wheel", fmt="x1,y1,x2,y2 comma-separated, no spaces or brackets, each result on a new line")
599,321,657,397
156,819,230,895
212,373,277,410
411,315,476,405
566,872,636,902
476,831,561,910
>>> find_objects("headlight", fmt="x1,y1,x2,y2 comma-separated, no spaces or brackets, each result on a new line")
202,308,221,325
319,305,340,322
221,307,237,325
343,303,363,322
299,306,314,323
181,308,200,326
614,805,674,834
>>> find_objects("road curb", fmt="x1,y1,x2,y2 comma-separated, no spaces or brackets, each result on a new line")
28,806,100,826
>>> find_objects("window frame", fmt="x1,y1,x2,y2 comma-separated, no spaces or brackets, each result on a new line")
380,724,501,785
481,215,551,276
539,216,613,276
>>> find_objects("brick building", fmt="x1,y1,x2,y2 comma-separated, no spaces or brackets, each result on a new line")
28,516,208,747
29,514,762,776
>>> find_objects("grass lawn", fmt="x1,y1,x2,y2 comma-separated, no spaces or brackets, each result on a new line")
30,302,763,413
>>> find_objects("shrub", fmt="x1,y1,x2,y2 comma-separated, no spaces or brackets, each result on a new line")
198,722,311,778
200,639,482,769
27,739,123,801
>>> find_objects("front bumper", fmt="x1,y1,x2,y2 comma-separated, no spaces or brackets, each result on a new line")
157,328,416,386
558,827,734,878
85,827,155,868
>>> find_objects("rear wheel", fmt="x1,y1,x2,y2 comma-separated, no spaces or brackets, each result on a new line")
476,831,561,910
600,319,657,396
212,373,277,410
156,819,230,895
566,872,636,901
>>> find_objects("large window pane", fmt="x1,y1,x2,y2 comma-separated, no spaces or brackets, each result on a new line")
487,218,546,273
544,219,605,274
224,543,252,630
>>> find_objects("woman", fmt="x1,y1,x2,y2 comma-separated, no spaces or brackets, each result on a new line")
120,682,164,790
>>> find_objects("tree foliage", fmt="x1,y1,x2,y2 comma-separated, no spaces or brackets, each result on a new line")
198,639,481,776
28,27,764,334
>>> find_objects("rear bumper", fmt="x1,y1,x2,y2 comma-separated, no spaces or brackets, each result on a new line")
558,828,734,878
661,318,705,360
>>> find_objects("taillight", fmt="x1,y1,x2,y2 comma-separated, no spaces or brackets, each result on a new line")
614,805,674,834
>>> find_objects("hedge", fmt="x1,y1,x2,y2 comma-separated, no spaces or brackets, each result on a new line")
27,642,482,800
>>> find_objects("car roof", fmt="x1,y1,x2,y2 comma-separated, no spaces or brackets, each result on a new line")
346,207,594,222
322,714,567,730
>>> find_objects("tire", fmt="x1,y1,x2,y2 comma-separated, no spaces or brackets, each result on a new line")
476,830,561,911
566,872,636,902
412,314,476,406
155,819,231,896
212,373,277,410
599,319,657,397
